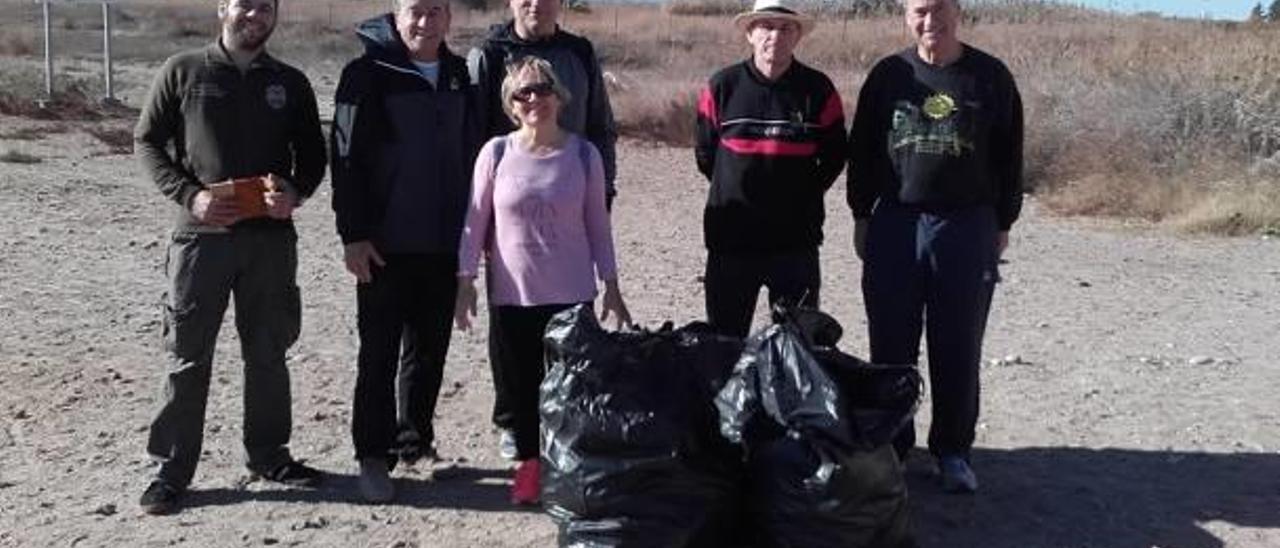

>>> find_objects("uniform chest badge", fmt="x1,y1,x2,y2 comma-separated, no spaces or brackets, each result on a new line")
923,92,956,120
265,84,287,110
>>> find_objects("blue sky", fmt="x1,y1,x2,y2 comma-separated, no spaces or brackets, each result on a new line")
1071,0,1258,20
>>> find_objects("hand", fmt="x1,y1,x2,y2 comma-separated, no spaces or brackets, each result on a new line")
190,188,240,226
853,219,869,262
454,276,478,331
264,174,298,220
599,279,631,330
996,231,1009,259
343,241,384,284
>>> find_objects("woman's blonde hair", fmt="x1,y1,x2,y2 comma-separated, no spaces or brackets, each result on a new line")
500,56,572,127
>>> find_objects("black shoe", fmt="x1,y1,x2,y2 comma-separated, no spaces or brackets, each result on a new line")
139,480,181,515
259,460,324,488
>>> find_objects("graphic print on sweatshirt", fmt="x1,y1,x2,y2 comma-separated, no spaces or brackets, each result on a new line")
890,92,980,158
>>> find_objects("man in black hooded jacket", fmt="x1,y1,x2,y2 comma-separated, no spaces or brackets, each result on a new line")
330,0,479,503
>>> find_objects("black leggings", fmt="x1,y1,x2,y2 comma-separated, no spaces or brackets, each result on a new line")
490,302,580,461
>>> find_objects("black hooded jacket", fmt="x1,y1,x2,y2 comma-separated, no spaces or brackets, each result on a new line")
330,14,480,253
467,21,617,196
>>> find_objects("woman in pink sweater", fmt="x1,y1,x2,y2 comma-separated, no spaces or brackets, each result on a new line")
454,56,630,505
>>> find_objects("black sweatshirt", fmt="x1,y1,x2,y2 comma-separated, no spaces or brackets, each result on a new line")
134,41,326,233
695,59,847,253
848,45,1023,230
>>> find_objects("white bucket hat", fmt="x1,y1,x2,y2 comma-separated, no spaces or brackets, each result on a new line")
733,0,816,37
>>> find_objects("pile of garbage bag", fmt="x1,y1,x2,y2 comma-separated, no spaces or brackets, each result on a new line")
540,304,920,548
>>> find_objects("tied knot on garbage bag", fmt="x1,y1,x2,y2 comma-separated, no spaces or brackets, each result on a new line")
714,305,921,548
717,305,923,452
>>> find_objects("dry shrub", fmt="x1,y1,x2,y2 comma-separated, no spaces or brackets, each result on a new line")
0,29,36,56
0,84,137,122
85,124,135,155
665,0,745,17
613,84,700,147
0,124,71,141
138,6,209,39
0,150,42,164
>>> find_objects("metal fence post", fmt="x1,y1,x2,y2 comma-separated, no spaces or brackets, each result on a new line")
42,0,53,98
102,1,114,102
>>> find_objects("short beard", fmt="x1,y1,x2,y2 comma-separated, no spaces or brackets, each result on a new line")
225,20,274,52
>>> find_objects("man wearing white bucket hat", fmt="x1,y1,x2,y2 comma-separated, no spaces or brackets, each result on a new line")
694,0,846,338
848,0,1024,494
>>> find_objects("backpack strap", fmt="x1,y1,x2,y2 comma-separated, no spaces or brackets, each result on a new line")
577,136,592,181
490,135,507,180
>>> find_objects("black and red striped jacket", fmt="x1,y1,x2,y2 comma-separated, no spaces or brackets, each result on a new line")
695,59,846,253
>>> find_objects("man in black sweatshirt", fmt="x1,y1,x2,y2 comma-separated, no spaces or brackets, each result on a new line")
330,0,479,503
848,0,1023,494
134,0,327,515
695,0,847,338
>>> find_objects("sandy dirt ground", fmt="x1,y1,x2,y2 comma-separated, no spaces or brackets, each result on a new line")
1,60,1279,547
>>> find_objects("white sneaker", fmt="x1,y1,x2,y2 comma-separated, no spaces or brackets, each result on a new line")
358,458,395,503
498,429,517,461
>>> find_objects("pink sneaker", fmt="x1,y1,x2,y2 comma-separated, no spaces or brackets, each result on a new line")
510,459,541,505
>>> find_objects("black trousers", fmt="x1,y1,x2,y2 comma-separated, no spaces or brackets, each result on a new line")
490,303,578,461
487,307,515,430
862,202,999,459
352,253,457,461
704,248,821,339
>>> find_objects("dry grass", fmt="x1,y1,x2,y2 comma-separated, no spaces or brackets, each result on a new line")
0,0,1275,234
563,3,1280,235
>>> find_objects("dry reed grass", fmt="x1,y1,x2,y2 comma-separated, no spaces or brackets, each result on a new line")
0,0,1275,233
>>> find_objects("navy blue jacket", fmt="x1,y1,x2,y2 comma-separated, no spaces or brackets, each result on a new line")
330,14,480,253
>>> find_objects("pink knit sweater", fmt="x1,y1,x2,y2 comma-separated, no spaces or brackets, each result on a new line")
457,134,618,306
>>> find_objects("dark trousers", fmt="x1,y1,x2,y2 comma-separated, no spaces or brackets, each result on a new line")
488,195,613,430
862,202,999,459
487,307,515,430
704,248,821,339
352,253,457,461
490,303,577,461
148,228,301,489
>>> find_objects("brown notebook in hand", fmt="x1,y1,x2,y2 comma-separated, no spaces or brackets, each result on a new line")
207,176,272,219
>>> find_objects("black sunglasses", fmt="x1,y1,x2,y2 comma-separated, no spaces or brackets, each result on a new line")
512,82,556,103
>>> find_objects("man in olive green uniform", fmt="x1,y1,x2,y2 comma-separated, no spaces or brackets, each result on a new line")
133,0,327,515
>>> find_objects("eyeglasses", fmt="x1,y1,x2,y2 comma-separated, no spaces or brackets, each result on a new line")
512,82,556,103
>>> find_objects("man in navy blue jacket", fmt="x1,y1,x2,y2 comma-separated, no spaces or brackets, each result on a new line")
695,0,847,338
330,0,479,503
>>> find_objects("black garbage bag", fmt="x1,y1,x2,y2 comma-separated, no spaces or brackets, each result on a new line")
815,349,921,450
715,313,854,452
784,307,923,450
541,305,747,548
717,307,915,548
748,439,913,548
